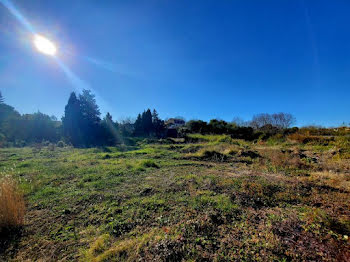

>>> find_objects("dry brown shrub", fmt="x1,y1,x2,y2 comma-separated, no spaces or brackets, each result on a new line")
261,149,307,170
309,171,350,191
0,177,25,230
287,133,306,143
320,157,350,173
288,133,334,145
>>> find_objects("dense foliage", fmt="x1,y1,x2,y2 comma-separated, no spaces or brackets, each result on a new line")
0,89,348,148
0,92,60,147
0,90,166,147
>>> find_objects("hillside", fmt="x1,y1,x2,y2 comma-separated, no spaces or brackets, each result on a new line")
0,134,349,261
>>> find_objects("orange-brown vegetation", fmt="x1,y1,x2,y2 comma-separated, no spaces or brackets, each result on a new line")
0,177,25,230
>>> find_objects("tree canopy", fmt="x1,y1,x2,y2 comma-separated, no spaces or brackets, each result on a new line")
0,89,300,147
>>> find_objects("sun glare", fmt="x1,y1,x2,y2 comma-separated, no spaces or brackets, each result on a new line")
33,34,57,56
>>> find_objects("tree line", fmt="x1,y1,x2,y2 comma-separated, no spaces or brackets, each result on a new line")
62,91,166,147
0,89,300,147
0,92,60,147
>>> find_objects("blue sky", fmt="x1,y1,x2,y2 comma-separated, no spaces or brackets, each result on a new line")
0,0,349,126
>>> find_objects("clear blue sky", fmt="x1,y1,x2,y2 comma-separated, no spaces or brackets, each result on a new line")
0,0,349,126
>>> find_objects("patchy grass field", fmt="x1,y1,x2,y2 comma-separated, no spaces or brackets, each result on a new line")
0,135,349,261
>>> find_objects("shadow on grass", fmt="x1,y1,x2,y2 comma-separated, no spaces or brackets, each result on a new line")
0,227,23,257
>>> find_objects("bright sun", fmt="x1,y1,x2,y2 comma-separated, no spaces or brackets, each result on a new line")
33,34,57,56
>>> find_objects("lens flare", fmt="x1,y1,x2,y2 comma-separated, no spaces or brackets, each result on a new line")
33,34,57,56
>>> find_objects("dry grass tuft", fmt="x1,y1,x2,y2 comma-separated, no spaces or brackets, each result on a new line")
308,171,350,191
0,177,25,230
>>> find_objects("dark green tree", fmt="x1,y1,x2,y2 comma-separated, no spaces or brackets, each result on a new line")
208,119,229,134
21,112,60,143
78,90,101,146
186,120,208,134
100,112,120,145
133,113,143,136
62,92,83,146
0,91,60,145
0,102,21,145
142,109,153,136
119,118,134,137
106,112,112,122
152,109,165,138
79,90,101,124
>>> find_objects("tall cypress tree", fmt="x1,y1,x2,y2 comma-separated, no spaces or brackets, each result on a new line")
143,109,153,136
78,90,101,146
62,92,83,146
79,90,101,124
152,109,165,138
133,113,143,136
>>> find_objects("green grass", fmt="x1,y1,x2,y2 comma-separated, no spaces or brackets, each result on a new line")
0,135,349,261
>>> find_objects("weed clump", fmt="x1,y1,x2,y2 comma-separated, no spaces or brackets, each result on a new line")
237,150,260,159
201,150,228,162
140,159,159,168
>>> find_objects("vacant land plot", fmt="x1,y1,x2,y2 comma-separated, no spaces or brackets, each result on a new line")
0,135,349,261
